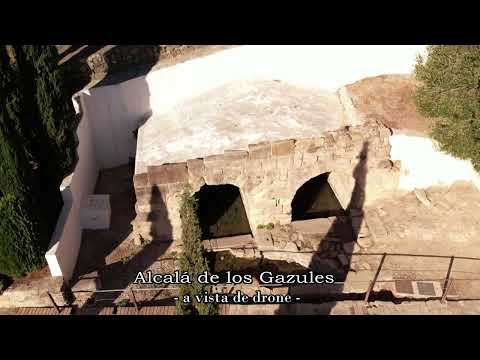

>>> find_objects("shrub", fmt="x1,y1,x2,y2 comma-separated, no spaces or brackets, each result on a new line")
414,45,480,170
0,194,46,277
13,45,79,184
0,46,62,262
0,45,77,276
117,299,129,307
176,185,217,315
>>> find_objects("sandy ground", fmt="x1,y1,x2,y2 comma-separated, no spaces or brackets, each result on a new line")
345,74,438,136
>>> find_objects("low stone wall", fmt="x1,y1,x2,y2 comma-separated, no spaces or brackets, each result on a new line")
132,120,399,244
60,45,205,91
87,45,161,80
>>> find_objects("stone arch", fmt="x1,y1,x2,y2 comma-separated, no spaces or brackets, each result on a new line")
194,183,252,240
291,172,345,222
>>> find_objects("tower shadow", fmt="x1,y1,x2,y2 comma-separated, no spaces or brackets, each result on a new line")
275,141,369,315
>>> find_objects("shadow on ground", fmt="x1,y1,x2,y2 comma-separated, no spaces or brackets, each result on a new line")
275,141,369,314
71,164,172,314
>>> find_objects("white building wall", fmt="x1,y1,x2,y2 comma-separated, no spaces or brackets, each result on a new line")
390,134,480,192
81,78,151,169
45,95,99,281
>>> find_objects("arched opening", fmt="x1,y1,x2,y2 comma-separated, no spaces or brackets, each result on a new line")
194,184,252,240
291,172,344,221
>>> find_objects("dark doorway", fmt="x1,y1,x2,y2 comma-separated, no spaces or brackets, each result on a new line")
194,184,252,240
291,172,344,221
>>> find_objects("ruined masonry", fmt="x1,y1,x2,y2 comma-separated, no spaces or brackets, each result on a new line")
132,118,399,246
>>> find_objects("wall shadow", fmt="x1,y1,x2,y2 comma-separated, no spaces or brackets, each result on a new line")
194,184,252,240
73,171,172,313
275,141,369,315
291,172,345,220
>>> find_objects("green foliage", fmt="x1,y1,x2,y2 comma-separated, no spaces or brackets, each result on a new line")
0,194,46,277
414,45,480,170
117,299,129,307
13,45,78,184
257,222,274,230
0,47,35,198
176,185,217,316
0,45,77,276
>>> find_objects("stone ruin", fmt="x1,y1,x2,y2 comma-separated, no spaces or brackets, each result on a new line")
132,117,400,256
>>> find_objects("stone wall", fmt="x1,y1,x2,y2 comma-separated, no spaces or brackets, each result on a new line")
60,45,206,91
132,119,400,244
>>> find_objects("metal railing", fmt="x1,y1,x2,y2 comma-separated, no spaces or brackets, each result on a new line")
45,251,480,313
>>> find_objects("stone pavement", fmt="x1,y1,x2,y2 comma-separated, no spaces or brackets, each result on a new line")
3,300,480,315
223,300,480,315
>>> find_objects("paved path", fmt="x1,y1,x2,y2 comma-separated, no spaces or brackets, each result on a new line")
4,299,480,315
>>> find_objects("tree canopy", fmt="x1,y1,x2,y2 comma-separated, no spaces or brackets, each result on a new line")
0,45,77,276
414,45,480,170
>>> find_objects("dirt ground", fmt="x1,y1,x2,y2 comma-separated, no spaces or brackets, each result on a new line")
364,182,480,258
343,181,480,299
346,74,439,136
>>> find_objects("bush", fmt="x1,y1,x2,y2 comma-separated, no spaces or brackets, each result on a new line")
0,45,77,276
414,45,480,170
16,45,79,183
176,185,217,315
0,194,46,277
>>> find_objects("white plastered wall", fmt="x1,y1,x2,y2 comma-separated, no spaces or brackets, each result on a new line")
45,94,99,280
390,134,480,192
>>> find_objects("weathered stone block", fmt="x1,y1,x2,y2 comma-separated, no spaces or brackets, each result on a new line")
324,133,336,147
134,186,152,201
272,139,295,157
203,154,225,165
248,142,271,159
224,150,249,161
275,155,294,172
166,183,187,197
187,158,205,178
377,159,393,169
293,152,304,167
223,168,242,182
295,138,314,151
147,163,188,184
205,170,224,185
133,173,149,188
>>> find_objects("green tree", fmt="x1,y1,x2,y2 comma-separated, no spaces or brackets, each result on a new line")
414,45,480,170
0,46,35,198
176,185,217,315
0,194,46,277
0,46,51,276
13,45,78,186
0,45,77,276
